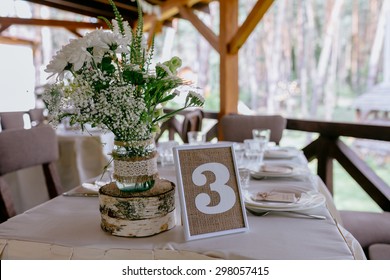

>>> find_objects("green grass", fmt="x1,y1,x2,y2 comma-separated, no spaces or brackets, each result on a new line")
313,160,382,213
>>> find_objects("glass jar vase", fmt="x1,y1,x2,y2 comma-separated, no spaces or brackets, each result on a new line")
112,138,158,192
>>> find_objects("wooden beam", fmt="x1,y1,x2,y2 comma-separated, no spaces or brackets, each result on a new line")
0,36,35,46
66,28,83,37
0,17,106,30
228,0,274,54
25,0,115,19
178,5,219,53
0,23,11,33
302,137,320,162
219,0,239,119
143,0,206,30
286,118,390,141
147,16,162,48
93,0,137,12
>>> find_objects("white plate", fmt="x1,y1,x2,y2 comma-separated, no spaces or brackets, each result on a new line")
264,147,300,159
244,191,326,211
250,163,302,179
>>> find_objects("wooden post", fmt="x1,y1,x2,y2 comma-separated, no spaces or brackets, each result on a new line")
219,0,239,120
316,136,334,194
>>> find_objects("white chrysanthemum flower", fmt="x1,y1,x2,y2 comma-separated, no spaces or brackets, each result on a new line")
190,91,205,101
45,51,69,79
156,62,173,76
187,90,205,106
61,37,91,71
84,29,111,63
116,37,130,54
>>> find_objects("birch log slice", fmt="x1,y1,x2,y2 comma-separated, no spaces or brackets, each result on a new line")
99,179,176,237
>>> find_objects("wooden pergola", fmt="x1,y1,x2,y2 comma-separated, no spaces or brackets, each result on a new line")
0,0,274,117
2,1,389,210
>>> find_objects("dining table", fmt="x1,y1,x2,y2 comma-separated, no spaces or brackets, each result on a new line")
0,143,365,260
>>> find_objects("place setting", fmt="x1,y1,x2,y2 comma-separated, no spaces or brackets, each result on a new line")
244,190,326,211
236,166,326,220
249,162,311,180
232,129,327,220
264,146,301,159
234,135,310,181
62,171,112,197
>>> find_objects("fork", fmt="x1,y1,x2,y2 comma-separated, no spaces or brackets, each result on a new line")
246,208,326,220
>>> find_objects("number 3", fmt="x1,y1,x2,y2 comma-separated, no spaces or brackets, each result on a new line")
192,163,236,214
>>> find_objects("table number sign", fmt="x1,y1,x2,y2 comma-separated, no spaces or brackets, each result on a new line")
173,143,249,241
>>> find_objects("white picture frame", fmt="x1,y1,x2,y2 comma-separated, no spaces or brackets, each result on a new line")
173,143,249,241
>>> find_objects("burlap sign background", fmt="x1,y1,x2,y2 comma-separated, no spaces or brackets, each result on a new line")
175,145,248,239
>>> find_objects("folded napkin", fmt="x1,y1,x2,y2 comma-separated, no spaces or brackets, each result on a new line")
251,192,298,203
246,179,318,194
260,165,293,174
265,148,290,155
264,147,300,159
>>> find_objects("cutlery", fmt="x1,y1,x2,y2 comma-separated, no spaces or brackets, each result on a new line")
63,192,98,197
82,182,102,190
246,208,326,220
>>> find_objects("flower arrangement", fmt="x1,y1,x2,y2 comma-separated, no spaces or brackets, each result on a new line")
43,0,204,143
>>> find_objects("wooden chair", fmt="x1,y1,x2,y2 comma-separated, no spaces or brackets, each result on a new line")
0,125,63,222
220,114,287,144
340,210,390,259
0,111,26,130
156,109,204,143
180,109,204,143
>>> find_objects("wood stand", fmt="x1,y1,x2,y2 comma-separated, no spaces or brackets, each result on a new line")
99,178,176,237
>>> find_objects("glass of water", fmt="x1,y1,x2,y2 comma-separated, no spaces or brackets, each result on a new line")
187,131,206,145
244,139,266,170
252,128,270,143
158,141,178,166
238,168,250,191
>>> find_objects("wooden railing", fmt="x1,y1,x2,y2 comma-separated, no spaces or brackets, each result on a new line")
286,119,390,211
160,110,390,211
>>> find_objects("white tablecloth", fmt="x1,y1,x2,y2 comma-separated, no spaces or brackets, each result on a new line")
0,151,365,260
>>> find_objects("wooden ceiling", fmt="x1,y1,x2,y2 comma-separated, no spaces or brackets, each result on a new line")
0,0,213,43
20,0,212,29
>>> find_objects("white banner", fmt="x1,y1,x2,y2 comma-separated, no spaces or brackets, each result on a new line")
1,260,387,280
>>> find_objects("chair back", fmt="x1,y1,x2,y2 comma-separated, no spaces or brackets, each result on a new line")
220,114,287,144
155,109,204,143
0,111,26,130
181,109,204,143
0,125,63,222
28,108,45,126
